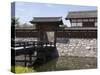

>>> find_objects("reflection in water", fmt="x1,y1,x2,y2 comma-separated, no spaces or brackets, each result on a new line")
32,56,97,72
15,47,97,72
33,57,58,72
32,47,59,70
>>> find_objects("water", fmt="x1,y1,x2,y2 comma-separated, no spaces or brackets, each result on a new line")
33,56,97,72
15,56,97,72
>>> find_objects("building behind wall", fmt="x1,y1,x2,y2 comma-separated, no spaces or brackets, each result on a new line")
66,10,97,27
56,10,97,57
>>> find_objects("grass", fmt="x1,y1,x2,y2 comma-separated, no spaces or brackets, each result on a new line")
11,66,36,74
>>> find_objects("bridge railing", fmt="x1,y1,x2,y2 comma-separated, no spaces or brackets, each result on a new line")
12,40,55,50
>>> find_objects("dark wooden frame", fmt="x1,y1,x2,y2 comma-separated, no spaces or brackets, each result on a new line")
68,18,97,27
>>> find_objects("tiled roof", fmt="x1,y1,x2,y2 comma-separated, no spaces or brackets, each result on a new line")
30,17,63,23
66,10,97,19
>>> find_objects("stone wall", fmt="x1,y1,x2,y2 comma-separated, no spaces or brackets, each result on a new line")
15,38,97,58
56,38,97,57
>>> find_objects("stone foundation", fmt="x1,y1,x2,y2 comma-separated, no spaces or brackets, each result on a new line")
56,38,97,57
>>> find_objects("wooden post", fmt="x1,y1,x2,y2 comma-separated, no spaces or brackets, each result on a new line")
24,42,27,67
54,30,56,47
29,53,32,66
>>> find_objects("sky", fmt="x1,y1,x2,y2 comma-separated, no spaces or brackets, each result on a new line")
11,2,97,26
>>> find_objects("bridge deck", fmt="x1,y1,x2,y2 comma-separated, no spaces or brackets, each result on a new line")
12,41,56,55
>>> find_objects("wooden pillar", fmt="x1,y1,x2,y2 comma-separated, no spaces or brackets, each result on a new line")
39,30,44,42
29,53,32,65
70,19,72,27
54,29,56,47
24,54,27,67
23,42,27,67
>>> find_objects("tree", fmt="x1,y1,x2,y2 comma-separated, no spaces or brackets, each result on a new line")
11,17,20,27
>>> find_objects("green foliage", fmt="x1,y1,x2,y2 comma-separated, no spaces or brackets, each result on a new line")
11,17,20,26
11,66,36,74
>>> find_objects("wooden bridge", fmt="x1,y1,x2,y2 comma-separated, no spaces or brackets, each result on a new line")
11,40,56,66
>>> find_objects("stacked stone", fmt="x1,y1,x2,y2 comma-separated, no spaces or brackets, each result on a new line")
56,38,97,57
